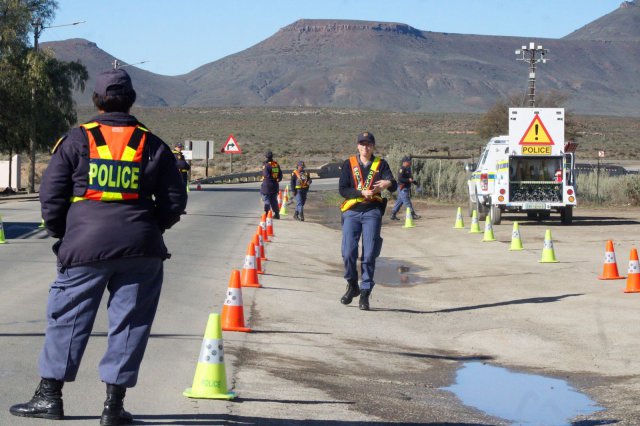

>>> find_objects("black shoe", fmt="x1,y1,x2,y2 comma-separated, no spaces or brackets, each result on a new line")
412,213,421,219
390,214,399,221
359,289,371,310
299,212,305,221
293,212,300,220
273,212,280,220
10,378,64,420
100,384,133,426
340,279,360,305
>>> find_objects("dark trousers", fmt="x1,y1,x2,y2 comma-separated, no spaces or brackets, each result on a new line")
341,209,382,290
261,193,279,215
39,257,163,387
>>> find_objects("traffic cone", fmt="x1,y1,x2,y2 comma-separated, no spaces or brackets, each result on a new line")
260,212,268,238
453,207,464,229
402,207,415,228
221,270,252,332
509,222,524,251
284,184,290,202
183,313,237,399
0,214,6,244
277,191,283,210
482,215,496,242
196,183,202,191
624,248,640,293
266,210,275,237
253,234,265,275
539,229,559,263
469,210,482,234
261,225,270,246
255,226,267,260
240,242,261,288
279,193,288,216
598,240,625,280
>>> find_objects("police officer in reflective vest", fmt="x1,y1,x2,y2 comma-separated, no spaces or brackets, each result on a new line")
339,131,397,310
390,156,421,220
290,160,312,221
10,69,187,425
260,150,282,219
172,142,191,187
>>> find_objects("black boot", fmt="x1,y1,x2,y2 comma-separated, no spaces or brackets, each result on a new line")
412,212,421,220
10,378,64,420
100,384,133,426
390,213,399,221
359,289,371,310
293,211,300,220
340,279,360,305
299,212,305,221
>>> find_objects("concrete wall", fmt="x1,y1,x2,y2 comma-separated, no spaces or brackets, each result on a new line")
0,155,21,191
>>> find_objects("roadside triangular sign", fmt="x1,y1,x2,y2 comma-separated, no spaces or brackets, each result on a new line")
221,135,242,154
519,114,554,145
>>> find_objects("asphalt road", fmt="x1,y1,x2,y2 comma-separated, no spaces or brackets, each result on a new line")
1,181,640,425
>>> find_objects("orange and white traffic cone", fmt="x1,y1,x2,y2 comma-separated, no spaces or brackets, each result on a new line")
256,226,267,260
253,234,265,275
277,191,283,210
266,210,275,237
260,213,270,243
221,270,252,332
598,240,625,280
261,224,270,246
241,242,261,288
624,248,640,293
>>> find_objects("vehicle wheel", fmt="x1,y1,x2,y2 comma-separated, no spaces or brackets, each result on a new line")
477,202,487,221
468,198,475,217
490,205,502,225
561,206,573,225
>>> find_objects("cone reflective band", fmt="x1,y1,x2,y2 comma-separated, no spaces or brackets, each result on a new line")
539,229,559,263
509,222,523,251
482,216,496,242
241,242,261,287
184,313,237,399
253,235,264,274
256,226,266,260
598,240,624,280
222,270,251,332
260,213,266,232
266,212,274,237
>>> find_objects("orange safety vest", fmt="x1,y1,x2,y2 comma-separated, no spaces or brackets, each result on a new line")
340,156,382,212
263,160,280,181
71,122,147,202
293,169,310,189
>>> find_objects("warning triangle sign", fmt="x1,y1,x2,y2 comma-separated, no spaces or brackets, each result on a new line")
221,135,242,154
519,114,554,145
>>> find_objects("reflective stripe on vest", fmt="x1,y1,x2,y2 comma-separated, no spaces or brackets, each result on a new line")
340,156,382,212
293,170,310,189
268,161,280,180
71,122,147,202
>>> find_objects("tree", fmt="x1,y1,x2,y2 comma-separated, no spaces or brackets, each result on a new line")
476,91,578,141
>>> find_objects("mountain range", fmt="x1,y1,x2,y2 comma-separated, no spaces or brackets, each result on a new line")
42,1,640,116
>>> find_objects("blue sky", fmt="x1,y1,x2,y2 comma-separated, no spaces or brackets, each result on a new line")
40,0,624,76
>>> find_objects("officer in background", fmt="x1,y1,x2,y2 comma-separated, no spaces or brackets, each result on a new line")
390,156,421,220
290,160,312,221
260,150,282,219
339,131,397,310
172,142,191,187
10,69,187,425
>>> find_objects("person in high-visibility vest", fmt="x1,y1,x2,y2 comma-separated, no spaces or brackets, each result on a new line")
172,142,191,186
339,131,397,310
260,150,282,219
290,160,312,221
10,69,187,425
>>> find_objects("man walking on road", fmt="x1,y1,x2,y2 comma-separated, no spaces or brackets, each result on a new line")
390,156,421,221
339,131,397,310
9,69,187,425
260,150,282,219
290,160,312,221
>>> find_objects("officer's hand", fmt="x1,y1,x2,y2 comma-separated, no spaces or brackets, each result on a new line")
361,189,374,199
373,180,392,191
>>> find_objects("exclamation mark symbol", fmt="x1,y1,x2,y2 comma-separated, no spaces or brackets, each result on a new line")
534,124,539,141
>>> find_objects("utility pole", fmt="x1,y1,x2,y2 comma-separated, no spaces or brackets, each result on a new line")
515,42,548,107
28,19,85,193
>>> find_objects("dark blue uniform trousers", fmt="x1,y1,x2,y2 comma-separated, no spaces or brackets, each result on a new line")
261,193,279,214
341,209,382,290
392,187,414,215
39,257,163,388
295,189,308,214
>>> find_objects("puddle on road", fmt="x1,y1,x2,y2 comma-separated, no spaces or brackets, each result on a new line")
444,362,603,425
374,258,425,287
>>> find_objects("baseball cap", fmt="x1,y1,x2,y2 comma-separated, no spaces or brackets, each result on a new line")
175,143,184,149
357,131,375,144
94,68,135,97
297,160,305,167
265,150,273,159
401,156,411,163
